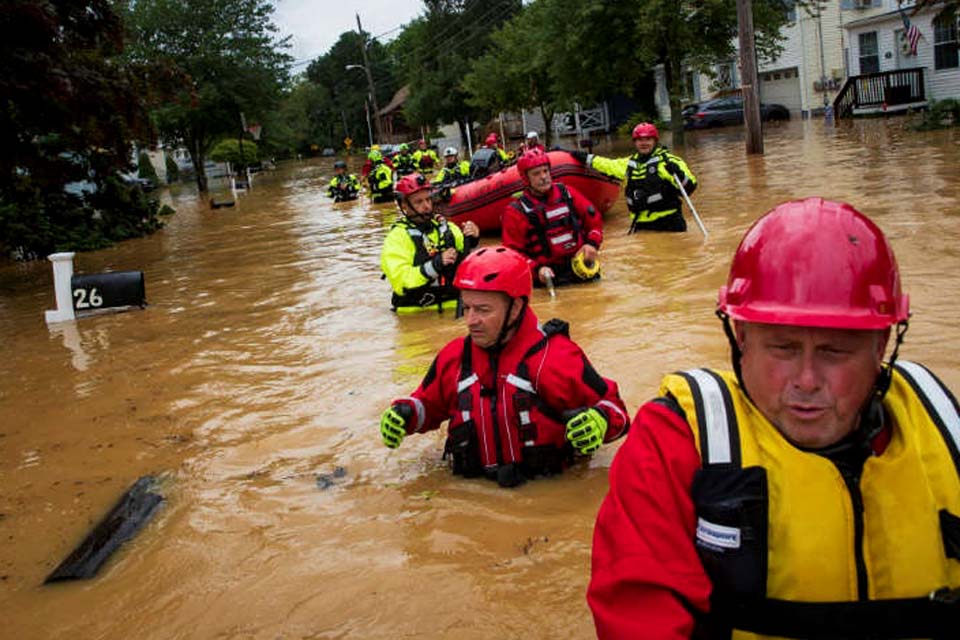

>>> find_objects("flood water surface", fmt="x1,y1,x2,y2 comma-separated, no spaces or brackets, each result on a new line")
1,118,958,639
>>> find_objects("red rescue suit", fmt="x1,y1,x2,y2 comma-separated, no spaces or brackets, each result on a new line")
502,182,603,283
394,307,628,482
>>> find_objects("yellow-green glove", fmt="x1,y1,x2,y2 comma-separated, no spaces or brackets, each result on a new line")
380,403,412,449
565,407,608,455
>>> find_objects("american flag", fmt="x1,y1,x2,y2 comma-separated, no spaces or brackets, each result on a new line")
899,8,922,56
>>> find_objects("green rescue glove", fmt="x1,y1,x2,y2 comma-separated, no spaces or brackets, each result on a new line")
380,403,413,449
565,407,608,455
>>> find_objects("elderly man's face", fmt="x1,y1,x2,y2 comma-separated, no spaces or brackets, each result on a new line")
526,165,552,196
738,322,888,449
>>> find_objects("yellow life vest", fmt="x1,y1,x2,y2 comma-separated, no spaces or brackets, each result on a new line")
660,361,960,639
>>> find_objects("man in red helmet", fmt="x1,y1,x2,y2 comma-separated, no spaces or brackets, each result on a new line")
381,172,479,313
588,198,960,639
379,245,629,487
483,132,512,165
502,148,605,287
572,122,696,232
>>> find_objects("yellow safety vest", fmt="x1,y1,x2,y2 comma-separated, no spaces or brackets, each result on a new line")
660,362,960,639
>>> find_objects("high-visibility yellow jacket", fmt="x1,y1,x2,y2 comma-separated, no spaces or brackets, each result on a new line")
589,146,696,224
380,215,466,312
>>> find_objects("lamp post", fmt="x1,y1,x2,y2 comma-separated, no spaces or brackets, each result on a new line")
345,63,380,146
349,14,382,143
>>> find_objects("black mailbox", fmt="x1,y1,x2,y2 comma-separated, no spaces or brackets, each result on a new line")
71,271,146,312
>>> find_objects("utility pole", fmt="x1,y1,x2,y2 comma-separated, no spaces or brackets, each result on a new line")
736,0,764,154
356,13,382,144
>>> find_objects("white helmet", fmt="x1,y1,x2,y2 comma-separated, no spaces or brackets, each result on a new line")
526,131,539,140
443,146,458,157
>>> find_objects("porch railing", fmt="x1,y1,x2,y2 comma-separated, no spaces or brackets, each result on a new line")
833,68,925,118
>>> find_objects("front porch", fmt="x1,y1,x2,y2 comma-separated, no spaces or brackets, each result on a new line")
833,68,927,118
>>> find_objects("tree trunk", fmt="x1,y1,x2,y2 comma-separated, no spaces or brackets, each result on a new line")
186,128,208,192
664,54,685,147
539,103,555,148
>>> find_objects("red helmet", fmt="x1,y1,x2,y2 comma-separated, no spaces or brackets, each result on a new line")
395,173,431,201
632,122,659,140
454,246,532,299
718,197,909,330
516,148,551,186
484,133,499,146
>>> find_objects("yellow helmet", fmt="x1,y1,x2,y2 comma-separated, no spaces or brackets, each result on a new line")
571,252,601,280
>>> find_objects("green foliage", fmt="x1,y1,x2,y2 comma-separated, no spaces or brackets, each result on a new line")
138,152,159,184
0,177,172,258
165,153,180,183
0,0,171,259
912,98,960,131
209,138,259,166
392,0,521,137
123,0,292,191
305,31,399,150
616,112,667,138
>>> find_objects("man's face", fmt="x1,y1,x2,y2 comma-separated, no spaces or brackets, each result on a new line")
633,136,656,155
445,154,457,167
461,290,519,349
526,165,552,195
418,142,427,150
335,167,345,175
738,322,888,449
526,137,538,148
404,189,434,221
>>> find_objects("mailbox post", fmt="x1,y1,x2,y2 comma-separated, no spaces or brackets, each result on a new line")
44,253,146,324
45,252,77,323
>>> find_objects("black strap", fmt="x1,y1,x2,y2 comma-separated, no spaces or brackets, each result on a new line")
719,592,960,639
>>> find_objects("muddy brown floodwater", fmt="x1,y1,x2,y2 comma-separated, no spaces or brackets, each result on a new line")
0,118,958,639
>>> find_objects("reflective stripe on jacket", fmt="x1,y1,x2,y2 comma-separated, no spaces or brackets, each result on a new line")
659,363,960,639
590,146,696,223
380,216,465,310
398,309,629,478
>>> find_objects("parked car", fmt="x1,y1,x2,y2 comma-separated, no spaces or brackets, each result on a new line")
685,96,790,129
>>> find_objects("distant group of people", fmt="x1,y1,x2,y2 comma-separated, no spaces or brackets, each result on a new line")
364,121,960,638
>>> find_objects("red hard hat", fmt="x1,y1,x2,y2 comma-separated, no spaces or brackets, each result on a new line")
484,133,499,146
718,197,909,330
395,173,431,200
516,148,551,186
454,246,532,299
632,122,659,139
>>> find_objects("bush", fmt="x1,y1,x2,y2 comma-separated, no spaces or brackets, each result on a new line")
0,175,174,260
616,111,667,138
912,98,960,131
209,138,259,167
137,152,159,185
165,153,180,183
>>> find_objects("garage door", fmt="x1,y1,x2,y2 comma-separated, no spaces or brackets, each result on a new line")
759,67,802,117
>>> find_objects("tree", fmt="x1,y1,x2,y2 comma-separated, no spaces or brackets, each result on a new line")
209,139,259,166
0,0,171,258
391,0,522,146
306,31,398,149
124,0,291,191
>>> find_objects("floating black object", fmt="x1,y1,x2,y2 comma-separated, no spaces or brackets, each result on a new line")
44,475,164,583
210,198,236,209
71,271,146,312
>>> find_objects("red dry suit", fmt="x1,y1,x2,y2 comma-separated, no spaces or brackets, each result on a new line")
393,307,628,482
501,182,603,283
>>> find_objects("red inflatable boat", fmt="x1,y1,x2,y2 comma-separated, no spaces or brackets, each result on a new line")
440,151,622,233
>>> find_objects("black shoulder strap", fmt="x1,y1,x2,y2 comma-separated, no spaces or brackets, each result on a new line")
675,369,741,468
514,195,552,258
556,182,583,240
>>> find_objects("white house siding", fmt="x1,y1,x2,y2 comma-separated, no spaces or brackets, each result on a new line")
845,4,960,103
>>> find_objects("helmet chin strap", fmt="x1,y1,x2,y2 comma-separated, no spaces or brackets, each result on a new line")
488,297,528,352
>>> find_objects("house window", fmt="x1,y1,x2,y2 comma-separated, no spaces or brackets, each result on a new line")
934,9,959,70
783,0,797,23
859,32,880,74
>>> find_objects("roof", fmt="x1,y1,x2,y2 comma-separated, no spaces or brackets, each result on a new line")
377,85,409,117
843,7,922,29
